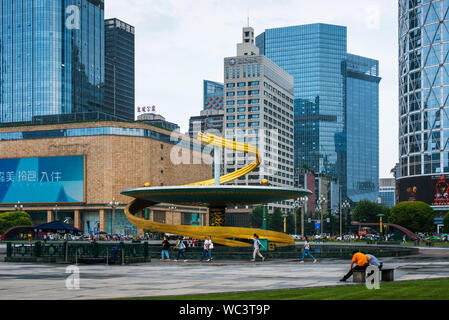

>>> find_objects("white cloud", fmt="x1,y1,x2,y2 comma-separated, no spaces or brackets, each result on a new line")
105,0,399,179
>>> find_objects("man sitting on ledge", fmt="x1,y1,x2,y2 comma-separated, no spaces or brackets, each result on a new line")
339,250,369,282
363,251,383,270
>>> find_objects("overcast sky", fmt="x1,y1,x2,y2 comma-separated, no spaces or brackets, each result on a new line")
105,0,399,179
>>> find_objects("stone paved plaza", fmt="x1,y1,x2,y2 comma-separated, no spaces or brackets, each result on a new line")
1,246,449,300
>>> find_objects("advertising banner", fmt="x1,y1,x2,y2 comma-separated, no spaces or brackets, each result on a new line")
397,174,449,206
0,155,84,204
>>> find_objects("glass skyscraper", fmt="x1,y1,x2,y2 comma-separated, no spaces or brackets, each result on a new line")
346,54,381,202
397,0,449,210
0,0,105,125
104,18,135,121
399,0,449,178
256,23,380,202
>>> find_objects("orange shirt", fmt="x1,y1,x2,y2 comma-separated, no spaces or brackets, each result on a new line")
351,252,368,266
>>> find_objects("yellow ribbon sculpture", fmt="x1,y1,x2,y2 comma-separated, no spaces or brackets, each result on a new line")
124,132,295,247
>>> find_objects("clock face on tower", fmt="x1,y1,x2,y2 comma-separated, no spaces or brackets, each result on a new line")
229,59,236,65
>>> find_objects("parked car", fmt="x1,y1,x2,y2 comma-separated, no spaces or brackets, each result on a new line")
425,236,441,241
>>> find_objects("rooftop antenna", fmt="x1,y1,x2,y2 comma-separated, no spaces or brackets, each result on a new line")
247,9,250,27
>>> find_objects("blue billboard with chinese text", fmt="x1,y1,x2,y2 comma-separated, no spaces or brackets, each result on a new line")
0,156,84,204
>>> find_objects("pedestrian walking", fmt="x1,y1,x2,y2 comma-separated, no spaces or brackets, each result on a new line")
300,237,317,263
200,236,213,261
174,237,188,262
207,236,214,261
339,250,369,282
161,235,171,261
250,234,265,261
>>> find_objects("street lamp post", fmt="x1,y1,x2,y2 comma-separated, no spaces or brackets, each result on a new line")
282,213,289,233
377,214,385,242
14,201,24,212
317,195,326,236
342,200,351,236
109,198,119,235
53,205,60,221
333,209,339,236
293,199,300,236
295,196,308,238
169,206,177,225
314,205,321,236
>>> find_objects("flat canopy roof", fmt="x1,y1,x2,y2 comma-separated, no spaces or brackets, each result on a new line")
121,185,312,207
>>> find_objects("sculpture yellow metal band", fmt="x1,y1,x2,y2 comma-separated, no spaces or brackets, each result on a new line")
124,198,294,247
185,132,260,186
122,132,301,247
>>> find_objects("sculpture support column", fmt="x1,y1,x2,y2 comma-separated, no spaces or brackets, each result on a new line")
214,145,221,186
262,204,268,230
209,206,226,226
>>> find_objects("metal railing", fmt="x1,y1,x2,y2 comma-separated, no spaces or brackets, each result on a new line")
6,241,150,264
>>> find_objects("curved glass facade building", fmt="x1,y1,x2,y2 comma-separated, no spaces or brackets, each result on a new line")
0,0,104,124
398,1,449,179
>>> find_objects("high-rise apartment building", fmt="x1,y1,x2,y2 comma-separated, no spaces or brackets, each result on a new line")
224,27,295,212
256,23,380,203
397,0,449,214
104,18,135,121
0,0,106,125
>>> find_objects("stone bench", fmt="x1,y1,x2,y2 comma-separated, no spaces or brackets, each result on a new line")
353,270,366,283
381,268,395,281
353,267,395,283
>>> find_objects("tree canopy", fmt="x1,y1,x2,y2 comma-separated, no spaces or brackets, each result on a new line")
351,200,390,223
389,201,435,233
249,206,264,229
268,208,284,232
442,212,449,233
0,211,33,235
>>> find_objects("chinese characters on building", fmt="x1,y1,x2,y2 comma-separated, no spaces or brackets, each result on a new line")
137,105,156,113
0,171,63,183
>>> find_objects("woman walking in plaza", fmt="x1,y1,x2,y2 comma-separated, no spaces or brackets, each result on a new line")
250,234,265,261
300,237,317,263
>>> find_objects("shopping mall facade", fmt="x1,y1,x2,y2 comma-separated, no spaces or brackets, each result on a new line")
0,121,211,236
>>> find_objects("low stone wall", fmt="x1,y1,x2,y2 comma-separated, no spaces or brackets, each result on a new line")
4,241,419,263
148,243,419,260
4,241,151,264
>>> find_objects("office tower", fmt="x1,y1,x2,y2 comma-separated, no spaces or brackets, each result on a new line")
345,54,381,202
189,109,224,138
204,80,224,111
104,18,135,121
224,26,295,212
256,24,380,203
379,178,396,208
397,0,449,211
0,0,105,124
